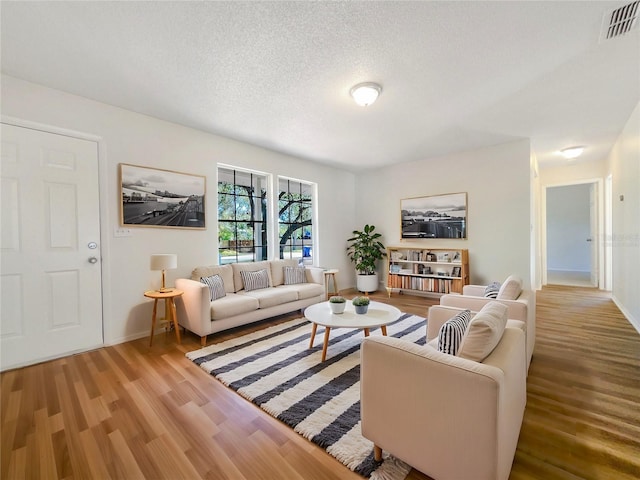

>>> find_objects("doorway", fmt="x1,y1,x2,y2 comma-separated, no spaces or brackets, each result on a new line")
544,181,601,288
1,122,104,370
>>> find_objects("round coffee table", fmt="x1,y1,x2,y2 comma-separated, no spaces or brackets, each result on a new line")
305,300,402,361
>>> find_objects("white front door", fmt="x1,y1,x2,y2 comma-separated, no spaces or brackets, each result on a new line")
1,123,103,370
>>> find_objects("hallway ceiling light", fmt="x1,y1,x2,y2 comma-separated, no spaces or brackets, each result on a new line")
350,82,382,106
560,146,585,159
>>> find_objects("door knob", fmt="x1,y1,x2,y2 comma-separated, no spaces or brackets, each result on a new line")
88,256,98,264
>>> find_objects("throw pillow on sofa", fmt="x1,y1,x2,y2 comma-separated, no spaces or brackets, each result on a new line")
457,301,508,362
241,269,270,292
437,309,472,355
200,274,226,301
284,266,306,285
497,275,522,300
484,281,501,298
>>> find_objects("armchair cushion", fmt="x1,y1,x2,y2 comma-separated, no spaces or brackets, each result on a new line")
437,309,471,355
458,302,508,362
497,275,522,300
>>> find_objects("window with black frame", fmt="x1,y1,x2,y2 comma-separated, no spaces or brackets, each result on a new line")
278,178,314,264
217,167,268,264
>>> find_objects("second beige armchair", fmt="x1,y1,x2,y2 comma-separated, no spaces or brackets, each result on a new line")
440,274,535,369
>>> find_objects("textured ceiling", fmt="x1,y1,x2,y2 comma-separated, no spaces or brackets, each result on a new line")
2,1,639,171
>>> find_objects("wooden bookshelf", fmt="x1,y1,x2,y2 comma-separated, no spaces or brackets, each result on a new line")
386,247,469,297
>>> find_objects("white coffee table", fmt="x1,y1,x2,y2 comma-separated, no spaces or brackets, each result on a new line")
305,300,402,361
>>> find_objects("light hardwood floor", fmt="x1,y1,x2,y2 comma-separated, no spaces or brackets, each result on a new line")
1,286,639,479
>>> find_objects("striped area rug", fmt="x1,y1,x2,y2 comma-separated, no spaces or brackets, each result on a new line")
186,313,427,480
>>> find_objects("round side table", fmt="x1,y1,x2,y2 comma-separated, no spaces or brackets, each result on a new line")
144,289,184,346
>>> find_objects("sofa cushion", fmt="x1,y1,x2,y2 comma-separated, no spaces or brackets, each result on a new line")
200,274,226,301
284,266,306,285
210,293,259,320
240,269,270,292
239,287,298,309
232,261,273,292
437,309,472,355
484,281,501,298
281,282,324,300
458,301,508,362
191,265,235,294
270,259,300,286
497,275,522,300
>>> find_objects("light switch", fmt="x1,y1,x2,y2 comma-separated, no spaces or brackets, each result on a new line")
114,227,132,237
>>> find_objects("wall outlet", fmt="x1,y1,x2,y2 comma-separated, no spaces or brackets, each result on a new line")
114,227,132,237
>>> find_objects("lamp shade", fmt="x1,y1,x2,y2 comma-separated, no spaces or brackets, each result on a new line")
150,254,177,271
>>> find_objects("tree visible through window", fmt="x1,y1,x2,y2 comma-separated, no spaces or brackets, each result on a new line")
218,167,268,264
279,178,314,263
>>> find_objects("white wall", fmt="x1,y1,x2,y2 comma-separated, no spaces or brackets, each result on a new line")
1,75,356,345
354,140,532,289
608,102,640,332
546,184,591,272
540,158,609,185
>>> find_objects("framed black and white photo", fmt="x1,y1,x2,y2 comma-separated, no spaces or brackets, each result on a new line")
120,163,206,229
401,192,467,239
451,266,461,277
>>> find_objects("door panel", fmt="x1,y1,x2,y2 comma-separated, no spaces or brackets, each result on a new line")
1,123,103,370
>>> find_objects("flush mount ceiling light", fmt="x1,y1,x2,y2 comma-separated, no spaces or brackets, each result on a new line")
560,146,585,159
350,82,382,107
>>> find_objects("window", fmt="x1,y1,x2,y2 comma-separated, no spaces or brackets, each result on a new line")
218,167,268,264
278,178,314,264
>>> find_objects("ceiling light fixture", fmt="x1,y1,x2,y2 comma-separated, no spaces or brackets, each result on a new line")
560,146,585,159
350,82,382,107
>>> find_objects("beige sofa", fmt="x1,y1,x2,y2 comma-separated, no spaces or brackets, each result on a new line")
176,259,325,346
440,275,536,369
361,303,527,480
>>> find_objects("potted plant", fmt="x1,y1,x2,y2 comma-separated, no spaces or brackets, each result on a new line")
352,296,370,314
346,224,387,293
329,295,346,314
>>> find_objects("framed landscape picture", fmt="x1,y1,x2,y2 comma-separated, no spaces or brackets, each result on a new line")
119,163,206,229
401,192,467,239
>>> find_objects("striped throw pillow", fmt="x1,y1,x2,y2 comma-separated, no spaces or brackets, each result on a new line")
484,282,501,299
284,266,306,285
437,309,472,355
200,274,226,301
240,269,270,292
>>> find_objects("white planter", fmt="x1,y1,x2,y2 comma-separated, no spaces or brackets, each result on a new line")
330,302,346,314
356,273,379,293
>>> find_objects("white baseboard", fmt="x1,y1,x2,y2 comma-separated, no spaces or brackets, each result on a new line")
0,342,104,372
105,330,151,346
612,295,640,334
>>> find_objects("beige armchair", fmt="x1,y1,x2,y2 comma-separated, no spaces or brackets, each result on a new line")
360,304,527,480
440,275,535,369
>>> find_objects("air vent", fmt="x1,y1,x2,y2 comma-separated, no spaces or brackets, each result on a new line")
600,1,639,41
